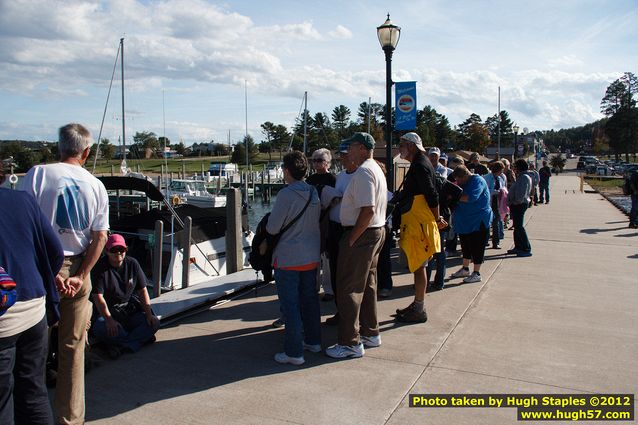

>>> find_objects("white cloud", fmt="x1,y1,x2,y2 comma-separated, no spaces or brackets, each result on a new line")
328,25,353,39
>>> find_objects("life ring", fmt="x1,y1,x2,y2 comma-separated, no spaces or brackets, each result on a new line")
8,174,18,185
171,195,181,206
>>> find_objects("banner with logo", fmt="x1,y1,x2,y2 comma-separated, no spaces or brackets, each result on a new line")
395,81,417,130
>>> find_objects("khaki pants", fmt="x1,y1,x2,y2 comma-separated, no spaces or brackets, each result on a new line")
55,256,92,425
336,227,385,346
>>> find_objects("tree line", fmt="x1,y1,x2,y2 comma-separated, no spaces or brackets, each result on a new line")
3,72,636,171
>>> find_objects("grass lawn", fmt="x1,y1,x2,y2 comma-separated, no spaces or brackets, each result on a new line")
584,175,625,195
91,153,283,175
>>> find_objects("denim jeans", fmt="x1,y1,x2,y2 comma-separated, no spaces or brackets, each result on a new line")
630,194,638,226
92,311,157,352
274,268,321,358
426,230,448,288
510,203,531,252
0,316,53,425
539,184,550,203
377,226,394,291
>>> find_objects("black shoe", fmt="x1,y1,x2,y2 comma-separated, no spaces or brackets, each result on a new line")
427,284,443,292
144,335,157,346
492,244,501,249
396,308,428,323
395,302,416,315
506,248,519,255
107,346,122,360
321,293,335,302
325,314,339,326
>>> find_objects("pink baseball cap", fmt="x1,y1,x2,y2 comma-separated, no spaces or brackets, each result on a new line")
106,234,127,251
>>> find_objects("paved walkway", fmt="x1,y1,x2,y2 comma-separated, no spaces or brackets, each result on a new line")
81,172,637,425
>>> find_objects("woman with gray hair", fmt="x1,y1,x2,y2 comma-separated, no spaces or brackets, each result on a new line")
307,148,336,187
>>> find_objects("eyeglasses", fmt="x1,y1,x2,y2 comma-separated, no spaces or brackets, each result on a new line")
312,158,325,163
109,248,127,255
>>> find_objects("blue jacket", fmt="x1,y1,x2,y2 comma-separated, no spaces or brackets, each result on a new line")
0,189,64,324
452,175,493,234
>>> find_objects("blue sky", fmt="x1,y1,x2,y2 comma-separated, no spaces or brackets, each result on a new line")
0,0,636,145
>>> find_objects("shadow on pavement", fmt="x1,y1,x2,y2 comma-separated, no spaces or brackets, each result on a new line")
84,288,337,421
579,227,628,234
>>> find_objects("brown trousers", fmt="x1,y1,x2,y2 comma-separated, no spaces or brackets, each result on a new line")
336,227,385,346
55,256,92,425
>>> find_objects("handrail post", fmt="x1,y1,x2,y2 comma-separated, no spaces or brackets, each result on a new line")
181,216,192,288
225,188,243,274
152,220,163,298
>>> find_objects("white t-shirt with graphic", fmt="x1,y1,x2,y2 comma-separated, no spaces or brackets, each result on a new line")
339,159,387,228
20,163,109,256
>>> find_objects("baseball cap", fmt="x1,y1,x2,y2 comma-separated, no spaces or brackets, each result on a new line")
338,140,351,154
440,153,448,161
342,132,375,150
428,147,441,156
399,132,426,152
106,234,127,251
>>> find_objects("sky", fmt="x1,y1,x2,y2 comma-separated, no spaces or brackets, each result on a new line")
0,0,636,146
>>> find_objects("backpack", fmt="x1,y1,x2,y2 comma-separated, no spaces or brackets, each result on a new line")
249,213,275,283
0,266,17,317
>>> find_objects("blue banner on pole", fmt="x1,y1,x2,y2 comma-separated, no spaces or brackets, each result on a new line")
395,81,417,131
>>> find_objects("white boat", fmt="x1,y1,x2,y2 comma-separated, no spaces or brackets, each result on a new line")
101,176,253,292
263,161,284,182
167,179,226,208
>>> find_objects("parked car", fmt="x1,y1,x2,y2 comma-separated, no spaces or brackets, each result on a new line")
622,164,638,179
577,156,599,170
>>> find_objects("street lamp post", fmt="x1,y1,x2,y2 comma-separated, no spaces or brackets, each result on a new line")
377,14,401,190
512,124,519,162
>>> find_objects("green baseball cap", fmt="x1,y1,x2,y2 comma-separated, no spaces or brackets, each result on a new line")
343,132,375,150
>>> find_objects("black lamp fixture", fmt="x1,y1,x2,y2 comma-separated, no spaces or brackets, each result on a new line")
377,14,401,190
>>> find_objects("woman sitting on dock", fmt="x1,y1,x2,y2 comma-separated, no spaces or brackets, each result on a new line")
266,151,322,366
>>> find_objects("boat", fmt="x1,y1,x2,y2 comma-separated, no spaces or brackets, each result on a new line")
263,161,284,182
100,175,253,292
166,178,226,208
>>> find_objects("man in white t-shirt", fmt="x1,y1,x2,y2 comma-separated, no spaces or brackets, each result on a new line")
20,123,109,425
325,132,387,359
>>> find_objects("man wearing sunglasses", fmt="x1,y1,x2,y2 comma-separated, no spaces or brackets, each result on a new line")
90,234,159,359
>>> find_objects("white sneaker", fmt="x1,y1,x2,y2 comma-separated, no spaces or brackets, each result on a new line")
325,343,365,359
361,335,381,348
303,343,322,353
274,352,305,365
450,267,470,279
463,272,481,283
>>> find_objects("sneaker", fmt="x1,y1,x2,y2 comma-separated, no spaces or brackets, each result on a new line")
516,251,533,257
274,352,305,365
361,335,381,348
396,302,416,315
303,343,322,353
325,343,365,359
463,272,481,283
324,314,339,326
450,267,470,279
396,308,428,323
378,288,392,298
272,317,285,328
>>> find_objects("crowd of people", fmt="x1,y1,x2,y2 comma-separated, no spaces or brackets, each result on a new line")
0,123,552,422
266,132,551,366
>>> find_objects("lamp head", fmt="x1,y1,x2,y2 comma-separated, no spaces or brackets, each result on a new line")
377,14,401,50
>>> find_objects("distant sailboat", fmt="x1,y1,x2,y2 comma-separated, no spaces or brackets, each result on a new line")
93,37,129,175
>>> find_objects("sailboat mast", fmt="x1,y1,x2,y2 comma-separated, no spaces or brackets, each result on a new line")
303,91,308,155
120,37,126,160
245,80,249,167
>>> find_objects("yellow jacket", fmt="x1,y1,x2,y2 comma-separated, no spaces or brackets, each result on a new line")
398,195,441,273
